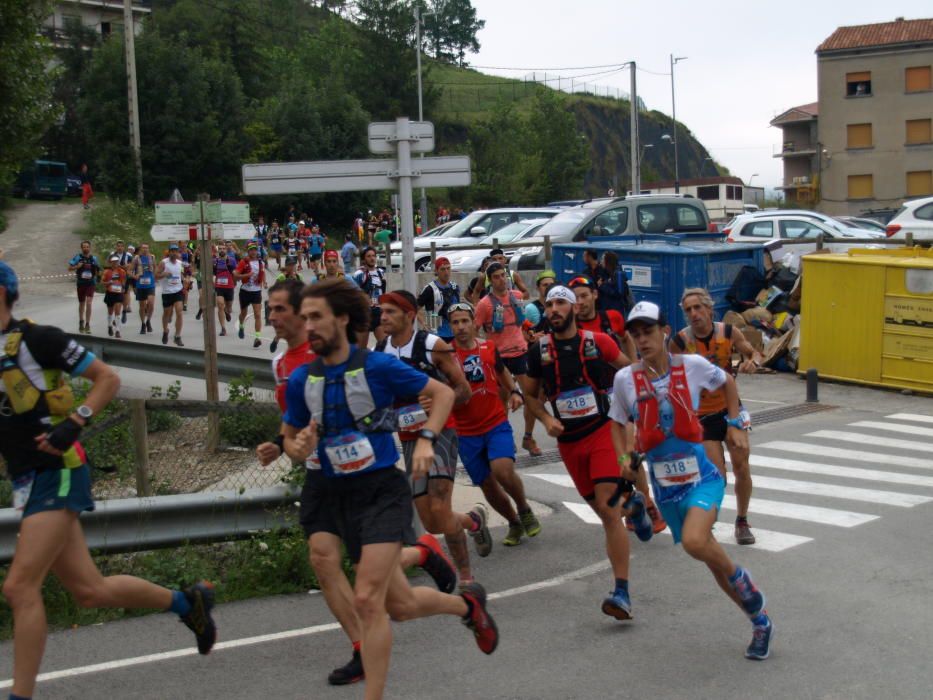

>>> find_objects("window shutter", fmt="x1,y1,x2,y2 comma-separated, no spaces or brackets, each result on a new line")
847,174,873,199
905,66,932,92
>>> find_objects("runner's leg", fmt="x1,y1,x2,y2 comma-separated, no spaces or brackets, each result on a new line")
590,481,630,581
174,300,184,337
703,439,728,480
489,457,531,515
726,441,752,519
308,532,361,644
479,473,518,525
353,542,402,700
679,506,742,607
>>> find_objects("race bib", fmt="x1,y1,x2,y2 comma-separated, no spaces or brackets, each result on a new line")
13,472,35,511
555,387,599,419
81,270,93,280
140,271,154,286
305,453,322,470
397,403,428,432
109,283,123,293
651,454,700,487
216,273,230,286
171,275,181,284
323,432,375,474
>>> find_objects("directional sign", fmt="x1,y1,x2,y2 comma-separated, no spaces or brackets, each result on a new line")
150,224,212,242
368,121,434,154
154,202,198,224
205,201,251,223
242,156,471,196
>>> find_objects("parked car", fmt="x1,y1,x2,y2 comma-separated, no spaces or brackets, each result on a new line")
885,196,933,242
723,209,872,239
65,170,83,197
387,207,560,271
727,213,883,271
836,216,887,234
445,220,549,272
510,195,711,270
12,160,67,200
377,221,454,267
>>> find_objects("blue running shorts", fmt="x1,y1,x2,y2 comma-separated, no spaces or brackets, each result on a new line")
457,420,516,486
23,465,96,518
657,476,725,545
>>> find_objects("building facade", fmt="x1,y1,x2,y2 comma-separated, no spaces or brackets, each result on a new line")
770,102,819,205
43,1,150,47
638,176,749,220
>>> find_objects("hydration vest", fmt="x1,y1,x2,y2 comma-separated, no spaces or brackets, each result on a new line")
676,322,734,414
537,330,615,419
630,355,703,453
484,290,525,332
375,330,445,398
427,280,460,319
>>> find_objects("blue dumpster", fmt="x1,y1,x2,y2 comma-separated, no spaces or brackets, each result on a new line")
553,235,765,326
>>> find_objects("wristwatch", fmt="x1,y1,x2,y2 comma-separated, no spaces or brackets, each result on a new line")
76,405,94,422
725,415,748,431
418,428,439,444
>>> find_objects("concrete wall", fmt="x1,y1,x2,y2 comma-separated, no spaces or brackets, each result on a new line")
818,45,933,215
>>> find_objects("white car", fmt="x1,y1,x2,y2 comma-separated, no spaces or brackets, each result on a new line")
444,220,548,272
727,214,883,271
377,221,454,267
886,196,933,242
724,209,874,239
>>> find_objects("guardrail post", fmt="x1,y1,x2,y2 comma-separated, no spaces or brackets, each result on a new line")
544,235,552,268
906,232,914,247
816,233,824,251
430,240,437,267
385,242,391,269
129,399,152,497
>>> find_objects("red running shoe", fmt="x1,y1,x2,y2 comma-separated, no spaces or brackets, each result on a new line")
460,582,499,655
414,534,457,594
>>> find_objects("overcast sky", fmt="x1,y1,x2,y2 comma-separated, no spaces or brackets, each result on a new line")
468,1,932,191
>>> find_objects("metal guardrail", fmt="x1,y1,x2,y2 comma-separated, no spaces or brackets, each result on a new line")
0,486,298,563
69,334,275,389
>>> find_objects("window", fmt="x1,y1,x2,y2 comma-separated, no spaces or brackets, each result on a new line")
675,205,704,229
61,13,81,29
907,171,933,198
847,123,873,149
906,66,932,93
696,185,719,200
724,185,743,200
847,174,874,199
780,220,826,240
846,71,872,96
636,204,706,233
906,118,932,145
591,207,628,236
915,203,933,221
740,221,774,238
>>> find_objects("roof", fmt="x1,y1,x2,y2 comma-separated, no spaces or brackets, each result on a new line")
642,176,744,189
770,102,819,127
817,17,933,53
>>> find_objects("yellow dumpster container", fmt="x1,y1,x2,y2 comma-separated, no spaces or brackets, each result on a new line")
800,247,933,393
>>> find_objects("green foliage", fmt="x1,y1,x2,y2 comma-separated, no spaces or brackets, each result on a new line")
75,196,155,252
0,0,61,193
418,0,485,66
148,381,183,433
219,372,281,447
70,379,133,477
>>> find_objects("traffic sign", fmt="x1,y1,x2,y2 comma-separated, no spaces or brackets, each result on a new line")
205,201,251,223
154,202,198,224
149,224,212,241
368,121,434,154
154,200,251,225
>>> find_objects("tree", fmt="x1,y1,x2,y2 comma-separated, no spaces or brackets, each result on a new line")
527,91,589,203
0,0,61,190
420,0,484,65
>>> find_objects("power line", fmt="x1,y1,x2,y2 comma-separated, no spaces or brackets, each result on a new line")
469,61,626,71
432,66,627,87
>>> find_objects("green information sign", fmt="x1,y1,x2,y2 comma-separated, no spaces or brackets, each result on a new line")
206,201,251,223
154,201,250,225
154,202,198,224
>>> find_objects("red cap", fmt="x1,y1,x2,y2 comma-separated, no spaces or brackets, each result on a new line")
378,292,416,314
324,249,339,260
434,257,451,268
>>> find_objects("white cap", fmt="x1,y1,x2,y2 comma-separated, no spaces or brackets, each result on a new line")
627,301,664,326
298,220,305,225
545,285,577,304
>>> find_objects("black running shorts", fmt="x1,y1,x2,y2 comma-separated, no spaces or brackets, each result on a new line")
329,467,412,563
299,469,340,538
700,409,728,443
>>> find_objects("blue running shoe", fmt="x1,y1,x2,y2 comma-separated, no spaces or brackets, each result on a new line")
624,492,654,542
601,588,632,621
745,617,773,660
731,567,765,617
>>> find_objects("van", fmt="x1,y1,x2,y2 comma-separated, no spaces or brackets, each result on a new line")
12,160,68,200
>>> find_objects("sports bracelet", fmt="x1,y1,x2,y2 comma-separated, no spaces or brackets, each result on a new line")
273,434,285,452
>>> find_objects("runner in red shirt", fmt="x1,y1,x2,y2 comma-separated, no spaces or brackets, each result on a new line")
449,302,541,548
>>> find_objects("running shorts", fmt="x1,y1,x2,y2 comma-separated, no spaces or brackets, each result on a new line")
457,420,515,486
135,286,154,301
501,352,528,377
76,284,95,302
162,291,184,308
657,476,725,545
23,465,95,518
557,421,621,501
299,469,339,538
402,427,458,498
103,292,123,307
215,288,234,303
699,409,728,443
239,289,262,307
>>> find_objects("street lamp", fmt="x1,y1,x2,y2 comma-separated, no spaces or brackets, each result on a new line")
415,6,436,233
748,173,759,187
670,55,687,193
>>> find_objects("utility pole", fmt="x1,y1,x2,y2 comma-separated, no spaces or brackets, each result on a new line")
396,118,417,294
123,0,144,205
670,55,687,193
630,62,640,194
415,5,432,234
198,194,220,451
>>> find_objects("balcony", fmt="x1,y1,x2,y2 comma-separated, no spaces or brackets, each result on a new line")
774,142,817,158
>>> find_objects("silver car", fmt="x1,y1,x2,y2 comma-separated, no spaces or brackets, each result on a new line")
444,220,549,272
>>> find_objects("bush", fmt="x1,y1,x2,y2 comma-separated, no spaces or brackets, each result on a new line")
219,371,280,447
71,378,134,477
147,380,182,433
75,196,154,253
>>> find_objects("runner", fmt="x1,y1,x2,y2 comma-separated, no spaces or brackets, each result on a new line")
178,241,195,312
340,234,359,272
282,278,498,700
254,215,268,247
0,261,216,700
130,243,156,334
79,163,93,209
487,248,529,298
417,256,460,342
449,302,541,547
522,269,556,343
109,241,134,324
284,228,302,271
101,256,127,339
268,219,284,269
609,301,773,659
473,262,542,456
319,250,344,281
351,246,387,346
376,291,489,584
156,243,185,346
524,285,644,621
67,240,100,335
213,244,237,337
308,225,326,275
235,243,266,349
670,287,763,545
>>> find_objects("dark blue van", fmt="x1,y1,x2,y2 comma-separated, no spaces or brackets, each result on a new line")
12,160,68,200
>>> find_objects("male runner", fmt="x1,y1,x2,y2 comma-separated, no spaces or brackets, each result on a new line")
340,234,358,272
268,219,284,269
474,262,542,456
351,246,387,346
671,287,762,545
283,278,498,700
235,243,266,349
0,261,216,700
308,225,326,275
101,256,127,339
449,302,541,547
524,285,643,620
109,241,134,323
67,241,100,334
156,243,185,346
320,250,345,280
417,256,460,342
609,301,773,659
377,291,490,583
487,248,529,298
212,245,237,337
130,243,157,334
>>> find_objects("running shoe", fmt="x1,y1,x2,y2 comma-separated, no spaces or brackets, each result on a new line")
601,588,632,621
253,337,261,348
162,331,169,345
107,324,113,336
520,510,542,538
468,503,492,557
174,336,184,347
745,617,773,660
327,650,364,685
623,492,654,542
503,522,523,547
413,533,457,594
114,330,121,339
225,312,231,323
735,518,756,545
219,328,227,336
521,434,543,456
195,309,203,320
121,310,127,325
78,321,84,333
146,320,153,332
180,581,217,655
270,338,279,353
731,567,765,617
460,582,498,654
646,498,667,534
238,325,245,339
140,324,146,335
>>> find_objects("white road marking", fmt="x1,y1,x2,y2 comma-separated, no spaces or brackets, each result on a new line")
742,398,787,405
805,430,933,454
656,523,812,552
849,420,933,439
887,413,933,425
720,494,878,527
758,441,933,470
0,560,613,690
729,454,933,489
563,501,602,524
727,473,931,507
531,473,575,488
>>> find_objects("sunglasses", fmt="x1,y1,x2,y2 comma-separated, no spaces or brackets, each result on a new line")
448,302,475,316
567,275,594,288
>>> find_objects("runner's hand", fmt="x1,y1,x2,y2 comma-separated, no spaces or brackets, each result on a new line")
256,441,281,466
544,415,564,437
293,421,319,461
418,395,433,412
738,358,759,373
411,439,434,480
508,393,524,412
726,425,749,454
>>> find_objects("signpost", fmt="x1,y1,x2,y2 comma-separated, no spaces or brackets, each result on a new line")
242,117,470,292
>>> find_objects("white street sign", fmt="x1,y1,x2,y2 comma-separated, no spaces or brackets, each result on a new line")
150,224,212,242
214,223,255,239
368,120,434,154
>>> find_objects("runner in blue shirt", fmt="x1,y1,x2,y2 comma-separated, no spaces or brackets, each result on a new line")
308,225,326,275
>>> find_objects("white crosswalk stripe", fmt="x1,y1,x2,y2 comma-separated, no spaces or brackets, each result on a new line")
728,454,933,489
849,420,933,439
804,430,933,454
757,441,933,470
886,413,933,424
725,473,932,507
656,523,813,553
